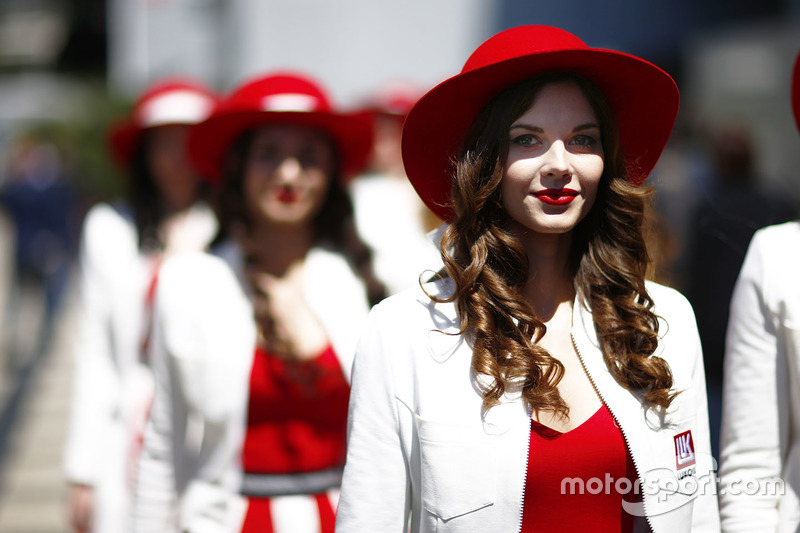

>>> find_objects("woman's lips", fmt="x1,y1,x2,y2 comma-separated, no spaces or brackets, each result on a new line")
533,188,578,205
276,188,298,203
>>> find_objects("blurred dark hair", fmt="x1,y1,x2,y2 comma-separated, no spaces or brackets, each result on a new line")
128,130,207,251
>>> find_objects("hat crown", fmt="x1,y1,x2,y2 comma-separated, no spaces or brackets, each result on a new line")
221,73,332,116
131,80,216,127
463,25,589,74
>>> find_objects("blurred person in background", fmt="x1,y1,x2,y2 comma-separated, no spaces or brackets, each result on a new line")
337,25,719,532
685,121,796,458
348,81,442,295
0,130,80,366
62,79,219,533
718,51,800,532
133,72,383,532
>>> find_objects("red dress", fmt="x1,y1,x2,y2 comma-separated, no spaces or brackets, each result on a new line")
520,404,642,532
239,344,350,533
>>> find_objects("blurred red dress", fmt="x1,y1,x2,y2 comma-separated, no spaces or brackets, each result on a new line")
240,344,350,533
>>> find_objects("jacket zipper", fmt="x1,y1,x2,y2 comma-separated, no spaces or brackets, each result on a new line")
517,409,533,533
570,332,657,533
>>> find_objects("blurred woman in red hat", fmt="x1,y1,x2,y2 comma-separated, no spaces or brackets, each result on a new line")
132,72,384,533
337,25,719,532
348,81,442,295
63,79,219,533
718,52,800,532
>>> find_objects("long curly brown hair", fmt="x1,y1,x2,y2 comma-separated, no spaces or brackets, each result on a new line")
434,72,676,417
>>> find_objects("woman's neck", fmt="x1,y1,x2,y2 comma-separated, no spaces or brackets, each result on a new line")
244,221,315,277
520,232,575,321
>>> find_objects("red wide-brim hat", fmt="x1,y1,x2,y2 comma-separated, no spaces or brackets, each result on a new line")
108,79,218,169
402,25,680,222
792,51,800,134
187,72,373,183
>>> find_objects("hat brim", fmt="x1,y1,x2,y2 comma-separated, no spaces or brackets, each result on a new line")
402,49,679,222
107,120,143,169
188,111,373,183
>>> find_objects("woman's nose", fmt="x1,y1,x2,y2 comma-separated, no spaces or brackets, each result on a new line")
274,157,301,184
541,141,571,180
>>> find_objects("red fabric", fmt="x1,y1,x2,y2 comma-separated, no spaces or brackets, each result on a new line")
242,344,350,474
520,404,640,532
241,498,274,533
239,344,350,533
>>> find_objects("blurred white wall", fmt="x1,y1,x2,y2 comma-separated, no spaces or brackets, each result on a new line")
108,0,222,96
108,0,495,107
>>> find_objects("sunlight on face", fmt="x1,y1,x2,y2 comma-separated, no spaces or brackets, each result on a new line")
243,125,335,228
501,81,605,241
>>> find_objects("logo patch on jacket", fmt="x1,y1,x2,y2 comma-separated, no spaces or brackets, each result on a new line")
673,430,696,470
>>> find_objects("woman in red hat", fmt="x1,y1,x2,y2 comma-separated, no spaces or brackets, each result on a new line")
337,25,719,532
718,52,800,533
348,81,443,296
132,72,383,533
63,79,219,533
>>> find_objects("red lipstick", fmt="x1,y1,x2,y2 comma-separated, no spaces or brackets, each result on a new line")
533,188,578,206
276,188,298,204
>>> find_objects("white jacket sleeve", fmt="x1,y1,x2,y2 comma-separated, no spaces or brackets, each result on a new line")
336,302,411,532
719,232,783,531
63,206,122,485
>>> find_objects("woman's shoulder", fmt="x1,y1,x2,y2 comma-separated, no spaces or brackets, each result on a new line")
157,250,245,315
82,201,135,241
160,251,238,292
645,280,694,318
747,220,800,266
369,277,458,328
80,202,138,264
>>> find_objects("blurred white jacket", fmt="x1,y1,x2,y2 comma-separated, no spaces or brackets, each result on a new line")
63,202,217,533
132,241,370,532
337,278,720,533
719,221,800,532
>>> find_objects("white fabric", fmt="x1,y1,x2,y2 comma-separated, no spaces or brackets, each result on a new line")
719,221,800,532
140,90,215,127
350,173,443,295
132,243,370,532
336,278,720,533
62,202,217,533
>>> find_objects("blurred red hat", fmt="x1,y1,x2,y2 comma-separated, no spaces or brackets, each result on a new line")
187,71,373,182
357,80,424,119
792,51,800,134
401,25,680,221
108,78,218,169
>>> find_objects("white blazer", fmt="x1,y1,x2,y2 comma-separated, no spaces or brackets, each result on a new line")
719,221,800,532
133,241,370,533
337,278,720,533
63,202,217,533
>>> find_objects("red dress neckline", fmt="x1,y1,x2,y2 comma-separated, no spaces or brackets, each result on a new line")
521,404,641,532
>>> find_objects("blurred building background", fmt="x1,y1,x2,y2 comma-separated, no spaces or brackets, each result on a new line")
0,0,798,530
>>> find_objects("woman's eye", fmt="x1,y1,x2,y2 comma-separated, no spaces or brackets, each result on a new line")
571,135,598,149
511,134,538,147
298,151,321,167
251,146,279,162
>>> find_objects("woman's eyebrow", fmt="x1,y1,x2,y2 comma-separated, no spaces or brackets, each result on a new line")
509,122,600,132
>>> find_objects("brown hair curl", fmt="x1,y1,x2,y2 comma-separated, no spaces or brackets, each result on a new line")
433,73,676,417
